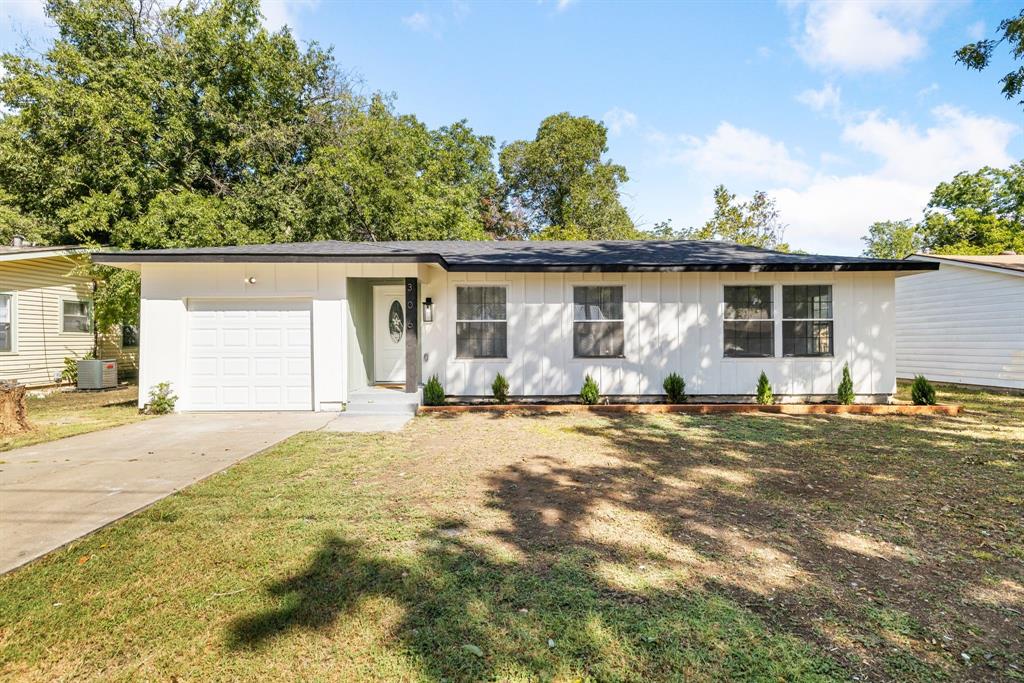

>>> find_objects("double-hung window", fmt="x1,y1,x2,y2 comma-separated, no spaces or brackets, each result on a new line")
456,286,507,358
724,286,774,357
782,285,833,356
62,300,93,334
573,286,624,358
0,294,12,352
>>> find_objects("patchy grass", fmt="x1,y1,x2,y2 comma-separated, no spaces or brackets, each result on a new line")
0,383,1020,681
0,385,148,452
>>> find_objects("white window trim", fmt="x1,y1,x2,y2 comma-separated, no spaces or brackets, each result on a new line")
781,284,834,358
722,283,777,360
0,291,16,354
59,297,94,335
453,283,510,361
571,284,626,360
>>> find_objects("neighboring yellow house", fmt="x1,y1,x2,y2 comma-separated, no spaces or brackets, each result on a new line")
0,242,137,387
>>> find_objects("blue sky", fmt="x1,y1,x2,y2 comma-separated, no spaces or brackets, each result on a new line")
2,0,1022,255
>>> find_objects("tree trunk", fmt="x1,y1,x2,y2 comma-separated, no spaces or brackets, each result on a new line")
0,381,30,436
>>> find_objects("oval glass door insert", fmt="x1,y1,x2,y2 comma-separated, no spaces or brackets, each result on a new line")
389,300,404,343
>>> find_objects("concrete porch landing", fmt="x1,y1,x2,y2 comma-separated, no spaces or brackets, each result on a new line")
322,386,420,433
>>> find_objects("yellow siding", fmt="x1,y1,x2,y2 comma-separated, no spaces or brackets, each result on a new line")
0,256,135,387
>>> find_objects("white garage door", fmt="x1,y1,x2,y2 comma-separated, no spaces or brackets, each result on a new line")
187,300,312,411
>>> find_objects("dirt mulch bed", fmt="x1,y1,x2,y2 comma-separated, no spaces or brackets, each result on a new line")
419,402,962,416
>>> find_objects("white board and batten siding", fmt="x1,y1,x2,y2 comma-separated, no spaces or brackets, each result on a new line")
419,269,898,400
896,261,1024,390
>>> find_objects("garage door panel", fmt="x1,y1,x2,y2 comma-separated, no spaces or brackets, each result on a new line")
187,300,312,411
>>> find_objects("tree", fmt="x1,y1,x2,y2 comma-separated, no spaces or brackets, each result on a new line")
0,0,500,326
499,113,638,240
861,220,925,259
683,185,790,251
919,165,1024,254
860,164,1024,257
955,10,1024,106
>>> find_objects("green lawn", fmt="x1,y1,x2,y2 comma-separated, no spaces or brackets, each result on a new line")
1,385,149,452
0,384,1021,681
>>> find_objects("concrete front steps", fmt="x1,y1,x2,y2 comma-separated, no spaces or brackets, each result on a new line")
321,385,420,432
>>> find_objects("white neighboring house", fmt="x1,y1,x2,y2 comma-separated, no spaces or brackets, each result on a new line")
92,240,936,411
896,253,1024,391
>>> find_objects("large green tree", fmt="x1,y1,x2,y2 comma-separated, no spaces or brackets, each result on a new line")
861,164,1024,258
682,185,790,251
499,113,637,240
0,0,499,328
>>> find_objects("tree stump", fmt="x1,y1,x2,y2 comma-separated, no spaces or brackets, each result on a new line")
0,381,30,436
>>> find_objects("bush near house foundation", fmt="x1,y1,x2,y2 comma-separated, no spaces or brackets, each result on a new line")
756,371,774,405
580,375,600,405
423,375,446,406
911,375,937,406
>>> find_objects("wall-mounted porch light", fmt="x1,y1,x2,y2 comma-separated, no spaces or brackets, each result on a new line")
422,297,434,323
245,276,257,285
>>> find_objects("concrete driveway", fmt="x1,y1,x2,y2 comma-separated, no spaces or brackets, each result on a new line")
0,412,335,574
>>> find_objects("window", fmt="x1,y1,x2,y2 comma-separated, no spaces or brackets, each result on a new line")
573,286,624,358
122,324,139,348
62,300,92,333
456,286,507,358
783,285,833,357
724,286,774,357
0,294,11,352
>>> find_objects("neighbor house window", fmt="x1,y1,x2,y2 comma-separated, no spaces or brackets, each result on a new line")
456,286,507,358
122,324,139,348
783,285,833,357
62,300,93,333
573,286,624,358
724,286,774,357
0,294,11,352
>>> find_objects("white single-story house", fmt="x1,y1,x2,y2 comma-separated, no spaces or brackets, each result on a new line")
896,252,1024,391
1,240,138,387
93,240,936,411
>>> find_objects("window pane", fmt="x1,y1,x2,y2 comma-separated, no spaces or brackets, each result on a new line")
573,321,625,358
457,287,505,321
62,301,92,333
122,324,139,347
783,285,832,319
724,286,772,319
724,320,774,357
456,321,507,358
574,286,623,321
783,321,833,357
0,296,9,352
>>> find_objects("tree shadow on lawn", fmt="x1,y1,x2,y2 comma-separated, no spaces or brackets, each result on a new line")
227,408,1021,681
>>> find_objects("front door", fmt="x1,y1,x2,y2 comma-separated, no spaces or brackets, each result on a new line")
373,285,406,383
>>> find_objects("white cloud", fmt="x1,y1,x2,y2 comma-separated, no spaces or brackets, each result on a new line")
402,11,433,32
791,1,934,72
260,0,318,32
671,122,812,186
603,107,637,136
966,20,985,41
916,82,939,98
796,82,841,114
556,0,578,11
771,106,1018,254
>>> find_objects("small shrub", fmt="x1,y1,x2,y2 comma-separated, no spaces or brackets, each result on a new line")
756,371,774,405
491,372,510,404
580,375,600,405
423,375,446,406
663,372,687,403
146,382,178,414
60,352,95,385
911,375,936,406
837,362,855,405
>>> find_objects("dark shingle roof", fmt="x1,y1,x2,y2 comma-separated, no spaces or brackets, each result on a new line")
92,240,937,272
